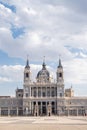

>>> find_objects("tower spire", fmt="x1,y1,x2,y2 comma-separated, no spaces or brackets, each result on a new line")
42,56,46,69
59,59,62,67
58,54,62,68
25,55,30,68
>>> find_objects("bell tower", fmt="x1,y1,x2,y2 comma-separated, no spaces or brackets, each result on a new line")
24,57,31,83
56,59,64,97
56,59,64,83
23,57,32,115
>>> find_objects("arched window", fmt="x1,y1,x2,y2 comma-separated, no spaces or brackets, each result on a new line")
26,73,29,78
59,73,62,77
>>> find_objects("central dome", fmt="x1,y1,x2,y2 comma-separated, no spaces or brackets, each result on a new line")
37,62,50,83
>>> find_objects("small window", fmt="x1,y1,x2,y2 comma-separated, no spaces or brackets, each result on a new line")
47,91,50,97
26,93,28,97
38,91,41,97
52,91,55,97
42,92,46,97
34,91,37,97
26,73,29,78
60,93,62,97
59,73,62,77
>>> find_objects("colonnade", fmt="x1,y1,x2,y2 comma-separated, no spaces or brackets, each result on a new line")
0,106,86,116
0,107,23,116
31,87,57,97
64,108,86,116
24,101,56,116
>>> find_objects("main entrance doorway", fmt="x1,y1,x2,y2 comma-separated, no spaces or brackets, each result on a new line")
33,101,54,116
37,102,47,116
42,102,47,115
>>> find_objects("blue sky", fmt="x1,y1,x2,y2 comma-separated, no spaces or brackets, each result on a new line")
0,0,87,96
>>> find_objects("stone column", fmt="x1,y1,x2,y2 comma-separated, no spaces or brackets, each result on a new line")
31,102,34,115
23,107,25,116
47,102,51,116
68,108,69,116
30,102,32,114
46,87,47,97
8,108,10,116
0,108,1,116
30,86,31,97
37,87,38,98
41,87,42,97
46,102,47,115
50,87,51,97
32,88,34,97
17,107,18,116
29,101,31,115
76,108,78,116
26,107,29,116
41,102,42,115
34,102,38,116
56,87,57,97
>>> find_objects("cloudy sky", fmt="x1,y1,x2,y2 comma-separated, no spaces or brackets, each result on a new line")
0,0,87,96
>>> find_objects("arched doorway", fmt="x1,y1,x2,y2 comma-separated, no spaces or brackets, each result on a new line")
42,102,47,115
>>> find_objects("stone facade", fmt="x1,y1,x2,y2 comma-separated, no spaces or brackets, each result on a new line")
65,87,74,97
23,58,64,116
0,58,87,116
0,96,23,116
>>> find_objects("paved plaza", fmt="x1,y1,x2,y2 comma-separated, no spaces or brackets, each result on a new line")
0,116,87,130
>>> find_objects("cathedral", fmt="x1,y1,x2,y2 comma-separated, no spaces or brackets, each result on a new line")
23,58,64,116
0,58,87,116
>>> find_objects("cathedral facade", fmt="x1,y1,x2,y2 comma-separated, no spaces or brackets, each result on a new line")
23,58,64,116
0,59,87,116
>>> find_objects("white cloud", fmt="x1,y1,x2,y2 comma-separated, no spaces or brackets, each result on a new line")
64,59,87,85
0,65,24,82
0,77,12,82
0,0,80,60
0,0,87,96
